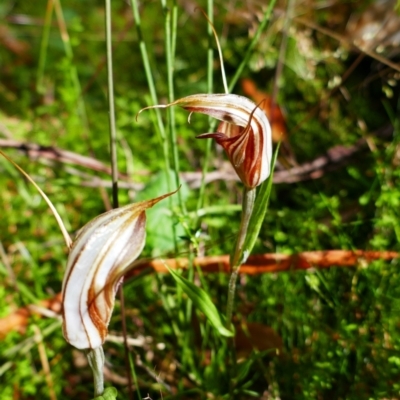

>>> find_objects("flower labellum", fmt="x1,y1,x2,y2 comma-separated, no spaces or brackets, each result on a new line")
138,94,272,188
62,192,174,350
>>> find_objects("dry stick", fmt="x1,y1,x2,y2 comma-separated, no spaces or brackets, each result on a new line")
0,139,125,177
288,15,400,137
2,119,393,189
294,16,400,73
33,325,57,400
0,240,18,293
2,250,398,339
142,250,399,275
1,124,392,188
0,294,62,339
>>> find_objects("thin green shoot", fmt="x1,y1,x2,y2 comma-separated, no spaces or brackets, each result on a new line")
228,0,277,92
0,150,71,249
196,8,228,95
161,0,186,215
130,0,177,250
53,0,90,135
36,0,54,94
104,0,119,209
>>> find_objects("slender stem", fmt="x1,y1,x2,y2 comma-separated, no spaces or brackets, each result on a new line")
129,352,141,399
130,0,177,250
162,0,185,213
118,285,133,399
196,0,215,213
206,0,214,97
231,187,256,267
130,0,168,143
225,187,256,327
105,3,133,399
201,6,228,94
86,347,105,397
226,268,240,328
171,3,178,62
105,0,119,208
0,150,72,249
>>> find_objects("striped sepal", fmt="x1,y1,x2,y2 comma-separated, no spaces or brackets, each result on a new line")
62,192,174,350
138,94,272,188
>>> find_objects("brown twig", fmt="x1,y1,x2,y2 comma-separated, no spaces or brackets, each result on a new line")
130,250,399,276
33,325,57,400
0,250,397,340
294,16,400,73
0,123,392,189
0,139,125,177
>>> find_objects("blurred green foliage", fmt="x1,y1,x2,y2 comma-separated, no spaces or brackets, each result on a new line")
0,0,400,399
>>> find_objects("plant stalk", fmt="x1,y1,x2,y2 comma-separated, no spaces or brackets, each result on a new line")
225,187,256,328
196,0,215,213
105,2,133,399
130,0,177,251
86,347,105,397
105,0,119,209
161,0,185,213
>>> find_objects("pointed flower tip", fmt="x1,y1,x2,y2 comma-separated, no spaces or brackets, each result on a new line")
135,103,170,122
136,99,184,122
175,93,273,188
61,190,177,350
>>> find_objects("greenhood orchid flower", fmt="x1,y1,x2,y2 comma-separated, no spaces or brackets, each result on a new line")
138,93,272,188
62,192,174,350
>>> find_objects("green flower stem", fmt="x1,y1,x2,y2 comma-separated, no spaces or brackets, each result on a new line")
86,347,105,397
161,0,185,213
196,0,215,213
105,0,119,208
226,186,256,328
105,3,134,398
130,0,178,251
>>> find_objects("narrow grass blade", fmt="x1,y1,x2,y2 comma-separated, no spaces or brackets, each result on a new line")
165,266,233,337
242,143,280,257
0,150,72,249
92,386,118,400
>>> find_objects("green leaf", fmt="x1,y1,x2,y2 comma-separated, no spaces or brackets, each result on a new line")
285,36,313,80
165,265,233,337
92,387,118,400
242,144,279,257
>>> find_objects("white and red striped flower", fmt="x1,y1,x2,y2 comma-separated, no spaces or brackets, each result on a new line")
62,193,173,350
139,93,272,188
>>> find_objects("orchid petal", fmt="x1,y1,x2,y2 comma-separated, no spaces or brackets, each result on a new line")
62,192,174,350
176,94,272,188
138,93,272,188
